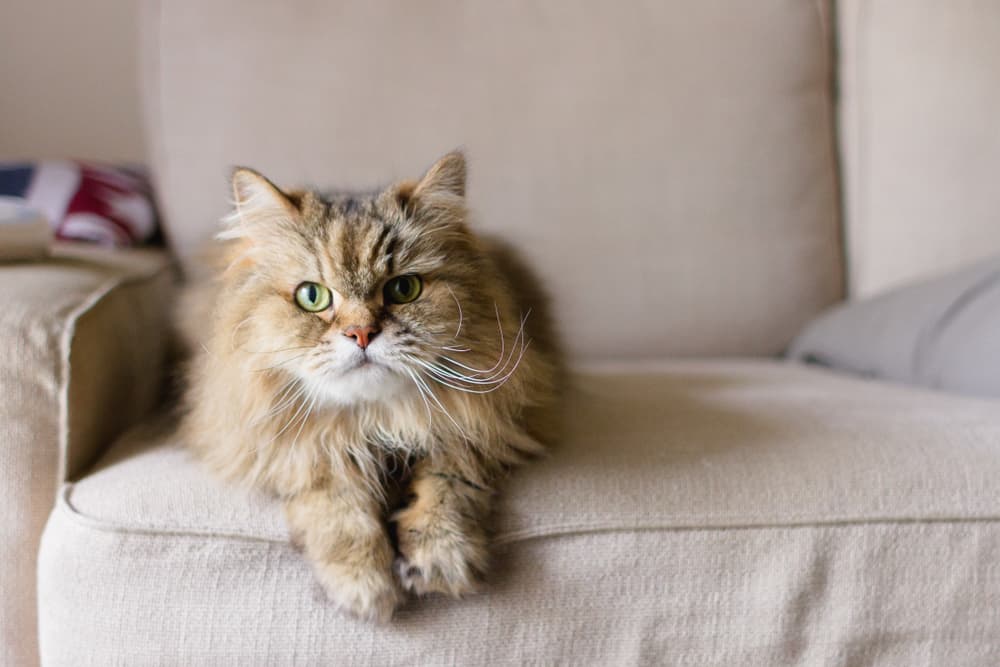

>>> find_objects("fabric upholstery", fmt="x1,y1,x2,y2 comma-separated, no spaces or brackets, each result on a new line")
0,246,173,667
789,256,1000,398
838,0,1000,297
140,0,844,360
38,361,1000,664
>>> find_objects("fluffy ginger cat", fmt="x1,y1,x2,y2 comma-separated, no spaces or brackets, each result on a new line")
179,152,559,622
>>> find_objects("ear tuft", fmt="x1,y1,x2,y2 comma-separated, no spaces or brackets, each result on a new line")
220,167,298,241
231,168,295,212
394,180,418,215
414,151,466,200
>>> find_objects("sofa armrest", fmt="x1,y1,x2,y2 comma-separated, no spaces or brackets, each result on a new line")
56,248,177,480
0,244,174,666
21,245,177,480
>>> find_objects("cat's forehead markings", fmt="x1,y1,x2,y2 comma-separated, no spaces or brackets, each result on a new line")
340,196,361,216
365,222,396,275
337,216,360,277
311,192,403,298
384,232,398,276
315,237,338,288
318,215,368,298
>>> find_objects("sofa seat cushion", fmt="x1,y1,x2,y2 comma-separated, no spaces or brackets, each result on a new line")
38,361,1000,665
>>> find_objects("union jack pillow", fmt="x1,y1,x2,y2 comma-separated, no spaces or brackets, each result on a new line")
0,161,158,247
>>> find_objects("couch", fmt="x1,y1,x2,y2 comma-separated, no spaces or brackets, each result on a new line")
4,1,1000,664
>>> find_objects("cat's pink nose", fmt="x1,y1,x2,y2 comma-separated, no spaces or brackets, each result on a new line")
342,325,379,350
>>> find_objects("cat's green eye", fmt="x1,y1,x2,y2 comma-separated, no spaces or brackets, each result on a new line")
294,282,332,312
384,275,423,304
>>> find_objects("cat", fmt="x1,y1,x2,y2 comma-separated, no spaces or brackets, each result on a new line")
179,151,560,622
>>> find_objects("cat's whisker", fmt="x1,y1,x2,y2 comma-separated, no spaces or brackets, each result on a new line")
253,382,300,422
431,300,513,370
250,351,313,373
413,358,513,387
268,389,315,444
490,301,507,368
446,285,464,339
230,315,256,350
255,381,307,423
419,363,494,385
290,388,321,448
408,368,470,441
271,376,298,396
434,308,531,381
435,355,498,376
414,349,529,394
436,337,522,380
248,344,317,355
404,368,434,424
409,328,528,392
418,372,505,394
418,320,531,394
432,302,511,376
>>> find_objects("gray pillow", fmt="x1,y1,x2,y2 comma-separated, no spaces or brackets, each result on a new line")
788,257,1000,398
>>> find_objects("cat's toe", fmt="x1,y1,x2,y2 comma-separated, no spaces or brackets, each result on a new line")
394,557,424,592
314,562,403,623
394,539,485,597
397,560,423,582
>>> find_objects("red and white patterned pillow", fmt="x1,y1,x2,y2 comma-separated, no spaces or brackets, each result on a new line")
0,160,158,247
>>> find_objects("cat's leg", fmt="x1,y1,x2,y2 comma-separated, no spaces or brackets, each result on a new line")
393,457,495,597
284,483,402,622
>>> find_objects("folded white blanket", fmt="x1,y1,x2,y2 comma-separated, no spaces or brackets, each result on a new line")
0,197,50,261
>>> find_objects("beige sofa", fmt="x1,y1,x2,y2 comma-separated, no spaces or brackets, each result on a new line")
4,1,1000,664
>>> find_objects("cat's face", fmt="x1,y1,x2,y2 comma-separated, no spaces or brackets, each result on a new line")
217,152,509,407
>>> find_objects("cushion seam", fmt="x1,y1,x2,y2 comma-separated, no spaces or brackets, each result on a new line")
813,0,848,305
57,483,1000,547
849,0,872,295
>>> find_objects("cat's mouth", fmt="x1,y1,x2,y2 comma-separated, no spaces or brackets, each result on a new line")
348,354,381,372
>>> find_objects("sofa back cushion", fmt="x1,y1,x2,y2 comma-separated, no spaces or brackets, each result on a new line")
839,0,1000,297
141,1,843,360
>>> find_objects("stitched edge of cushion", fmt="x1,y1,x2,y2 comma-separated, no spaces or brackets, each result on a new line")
55,482,1000,548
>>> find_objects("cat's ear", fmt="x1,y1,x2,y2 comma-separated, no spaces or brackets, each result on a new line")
397,151,467,223
414,151,466,199
219,167,299,240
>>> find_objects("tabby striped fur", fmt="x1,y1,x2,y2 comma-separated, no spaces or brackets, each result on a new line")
179,152,560,622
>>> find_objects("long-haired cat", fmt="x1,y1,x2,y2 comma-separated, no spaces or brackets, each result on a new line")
179,152,559,622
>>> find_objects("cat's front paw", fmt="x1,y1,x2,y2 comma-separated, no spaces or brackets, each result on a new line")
313,559,403,623
393,505,488,597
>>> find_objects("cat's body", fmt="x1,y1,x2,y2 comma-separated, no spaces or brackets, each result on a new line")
179,153,559,621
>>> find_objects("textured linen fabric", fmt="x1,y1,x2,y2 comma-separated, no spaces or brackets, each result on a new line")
140,0,844,359
838,0,1000,297
789,256,1000,398
38,361,1000,665
0,246,173,667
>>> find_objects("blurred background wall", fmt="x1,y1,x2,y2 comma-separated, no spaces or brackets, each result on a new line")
3,0,1000,300
0,0,145,162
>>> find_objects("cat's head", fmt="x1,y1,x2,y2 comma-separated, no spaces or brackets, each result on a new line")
213,152,523,407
